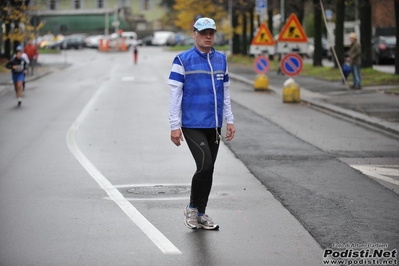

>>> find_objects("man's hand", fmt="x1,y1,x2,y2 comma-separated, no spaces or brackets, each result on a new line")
171,129,184,146
225,123,235,141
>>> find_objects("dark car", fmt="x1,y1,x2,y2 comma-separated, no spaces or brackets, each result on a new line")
372,36,396,64
47,36,86,50
140,35,153,46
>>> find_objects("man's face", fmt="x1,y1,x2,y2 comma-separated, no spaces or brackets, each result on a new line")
16,51,22,59
193,29,216,52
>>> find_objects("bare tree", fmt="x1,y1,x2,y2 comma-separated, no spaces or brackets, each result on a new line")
359,0,372,68
313,0,323,66
395,0,399,75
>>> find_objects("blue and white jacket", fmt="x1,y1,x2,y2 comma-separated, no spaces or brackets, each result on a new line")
168,46,234,130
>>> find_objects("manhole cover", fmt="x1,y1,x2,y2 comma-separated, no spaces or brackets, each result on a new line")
127,185,190,195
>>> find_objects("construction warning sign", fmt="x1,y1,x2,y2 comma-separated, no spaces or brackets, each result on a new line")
251,23,275,45
277,13,308,43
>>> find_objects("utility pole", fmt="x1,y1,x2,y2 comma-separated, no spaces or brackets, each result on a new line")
105,2,109,35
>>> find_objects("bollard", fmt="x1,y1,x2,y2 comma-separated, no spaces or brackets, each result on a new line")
282,78,300,103
254,74,269,91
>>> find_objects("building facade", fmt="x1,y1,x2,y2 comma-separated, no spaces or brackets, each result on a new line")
33,0,169,36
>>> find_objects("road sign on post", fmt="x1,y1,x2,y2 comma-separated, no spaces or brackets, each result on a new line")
254,55,270,74
280,53,303,77
249,23,276,55
277,13,308,54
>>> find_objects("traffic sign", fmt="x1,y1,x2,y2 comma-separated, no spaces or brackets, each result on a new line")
249,23,276,55
251,23,275,46
254,55,270,74
280,53,303,77
256,0,267,15
277,13,308,43
276,13,308,54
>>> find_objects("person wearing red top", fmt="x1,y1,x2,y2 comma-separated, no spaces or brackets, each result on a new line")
24,40,38,76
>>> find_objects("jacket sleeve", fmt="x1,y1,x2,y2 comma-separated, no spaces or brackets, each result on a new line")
168,56,185,130
5,60,14,69
223,65,234,124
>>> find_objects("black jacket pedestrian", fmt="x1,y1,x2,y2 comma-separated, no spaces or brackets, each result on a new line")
6,57,27,74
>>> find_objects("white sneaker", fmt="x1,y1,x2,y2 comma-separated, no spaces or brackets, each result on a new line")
183,205,200,229
198,214,219,230
17,98,22,107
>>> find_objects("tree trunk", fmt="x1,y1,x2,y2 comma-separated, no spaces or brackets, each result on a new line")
395,0,399,75
242,12,248,55
250,6,255,49
313,0,323,66
5,23,11,59
268,6,274,60
359,0,372,68
232,7,240,54
334,0,345,68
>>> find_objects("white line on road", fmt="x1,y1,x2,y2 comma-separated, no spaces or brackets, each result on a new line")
350,165,399,186
66,84,182,255
122,77,135,81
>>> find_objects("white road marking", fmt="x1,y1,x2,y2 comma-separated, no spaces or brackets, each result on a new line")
350,165,399,186
122,77,135,81
66,85,182,255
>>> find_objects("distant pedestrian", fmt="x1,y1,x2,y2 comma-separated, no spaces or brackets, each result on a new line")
133,44,138,64
348,32,361,89
6,46,28,106
24,40,38,76
168,17,235,230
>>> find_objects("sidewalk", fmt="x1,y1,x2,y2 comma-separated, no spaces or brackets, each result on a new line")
228,63,399,136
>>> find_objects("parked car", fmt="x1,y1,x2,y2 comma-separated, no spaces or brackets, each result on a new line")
372,36,396,65
152,31,175,46
140,35,153,46
46,36,86,50
85,35,105,49
304,37,328,59
110,31,138,49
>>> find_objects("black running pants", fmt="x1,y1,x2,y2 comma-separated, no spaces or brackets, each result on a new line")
181,127,221,214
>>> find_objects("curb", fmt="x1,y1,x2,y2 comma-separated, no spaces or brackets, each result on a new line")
229,73,399,136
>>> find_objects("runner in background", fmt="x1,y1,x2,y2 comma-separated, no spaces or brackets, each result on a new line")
6,46,28,106
24,40,38,76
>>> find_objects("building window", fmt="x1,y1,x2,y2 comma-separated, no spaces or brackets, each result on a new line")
97,0,104,8
141,0,151,11
73,0,81,9
49,0,57,10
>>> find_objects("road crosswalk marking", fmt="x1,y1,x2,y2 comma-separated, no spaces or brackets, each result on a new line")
350,165,399,186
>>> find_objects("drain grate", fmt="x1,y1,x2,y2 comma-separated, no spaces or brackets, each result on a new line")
127,185,190,195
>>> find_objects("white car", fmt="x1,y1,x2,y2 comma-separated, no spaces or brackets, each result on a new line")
110,31,138,49
152,31,175,46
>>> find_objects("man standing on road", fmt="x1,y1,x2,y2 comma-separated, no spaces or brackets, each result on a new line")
348,32,362,90
24,40,38,76
168,17,235,230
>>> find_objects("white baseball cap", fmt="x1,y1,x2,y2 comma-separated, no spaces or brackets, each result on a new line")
193,17,217,32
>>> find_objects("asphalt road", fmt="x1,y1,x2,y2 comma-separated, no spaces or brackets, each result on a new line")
0,48,398,266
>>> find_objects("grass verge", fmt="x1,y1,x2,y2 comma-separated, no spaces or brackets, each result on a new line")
228,54,399,86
